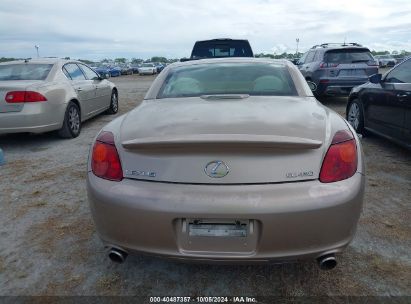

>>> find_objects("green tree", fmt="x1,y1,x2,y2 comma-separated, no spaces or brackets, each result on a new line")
371,50,390,55
78,59,93,64
151,56,167,63
0,57,18,63
131,58,143,64
115,58,127,63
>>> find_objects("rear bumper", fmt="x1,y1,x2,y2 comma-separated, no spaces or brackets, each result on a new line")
317,79,369,96
139,70,155,74
0,102,65,134
87,172,365,262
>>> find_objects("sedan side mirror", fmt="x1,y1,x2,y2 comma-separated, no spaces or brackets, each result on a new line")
369,73,382,84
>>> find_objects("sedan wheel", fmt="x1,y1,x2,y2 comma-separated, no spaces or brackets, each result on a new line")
347,100,365,134
106,90,119,114
58,102,81,138
69,107,80,133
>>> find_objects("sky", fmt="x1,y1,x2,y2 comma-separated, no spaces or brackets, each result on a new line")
1,0,411,61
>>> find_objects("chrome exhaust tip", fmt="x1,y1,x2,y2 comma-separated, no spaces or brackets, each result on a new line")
108,248,128,264
317,254,337,270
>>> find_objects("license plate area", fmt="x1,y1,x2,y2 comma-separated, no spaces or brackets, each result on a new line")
338,69,365,76
189,220,247,237
176,218,259,255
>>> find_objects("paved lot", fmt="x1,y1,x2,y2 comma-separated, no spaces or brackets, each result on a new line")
0,74,410,296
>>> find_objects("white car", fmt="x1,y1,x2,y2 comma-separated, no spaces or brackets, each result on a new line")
374,55,397,67
138,63,157,75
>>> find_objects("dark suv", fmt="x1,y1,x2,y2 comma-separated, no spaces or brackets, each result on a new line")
297,43,378,96
188,38,253,60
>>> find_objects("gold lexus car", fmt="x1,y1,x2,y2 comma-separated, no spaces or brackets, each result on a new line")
87,58,365,270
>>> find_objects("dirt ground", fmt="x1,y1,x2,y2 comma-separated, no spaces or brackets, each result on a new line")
0,73,410,297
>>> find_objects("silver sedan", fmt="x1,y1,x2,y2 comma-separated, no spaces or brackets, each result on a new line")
0,58,118,138
87,58,365,269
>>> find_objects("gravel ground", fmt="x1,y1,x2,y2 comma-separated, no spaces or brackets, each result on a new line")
0,74,410,297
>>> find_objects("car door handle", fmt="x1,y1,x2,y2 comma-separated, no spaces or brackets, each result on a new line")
76,88,83,92
397,92,411,101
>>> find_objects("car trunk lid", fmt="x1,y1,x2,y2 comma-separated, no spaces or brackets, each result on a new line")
118,96,328,184
0,80,44,113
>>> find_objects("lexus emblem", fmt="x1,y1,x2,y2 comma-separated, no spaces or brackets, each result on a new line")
204,161,230,178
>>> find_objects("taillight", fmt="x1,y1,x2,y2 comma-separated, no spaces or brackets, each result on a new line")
5,91,47,103
319,62,339,68
319,130,357,183
91,131,123,181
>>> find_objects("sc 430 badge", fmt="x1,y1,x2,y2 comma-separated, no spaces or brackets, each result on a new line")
286,171,314,178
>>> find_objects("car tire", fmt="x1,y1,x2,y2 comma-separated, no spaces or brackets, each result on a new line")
58,101,81,138
347,99,366,135
106,90,119,115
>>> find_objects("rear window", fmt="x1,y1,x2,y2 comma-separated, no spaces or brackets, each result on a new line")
0,64,53,80
324,49,374,64
191,40,253,59
158,63,297,98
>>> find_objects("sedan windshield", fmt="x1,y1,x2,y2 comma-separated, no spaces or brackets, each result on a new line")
158,63,297,98
0,64,53,80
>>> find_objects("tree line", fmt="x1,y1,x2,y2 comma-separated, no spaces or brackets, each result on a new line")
1,50,410,64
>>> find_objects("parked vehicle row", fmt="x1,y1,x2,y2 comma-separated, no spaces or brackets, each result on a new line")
93,65,122,77
90,62,166,77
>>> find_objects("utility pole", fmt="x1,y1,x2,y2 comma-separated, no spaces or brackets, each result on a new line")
35,45,40,57
296,38,300,56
